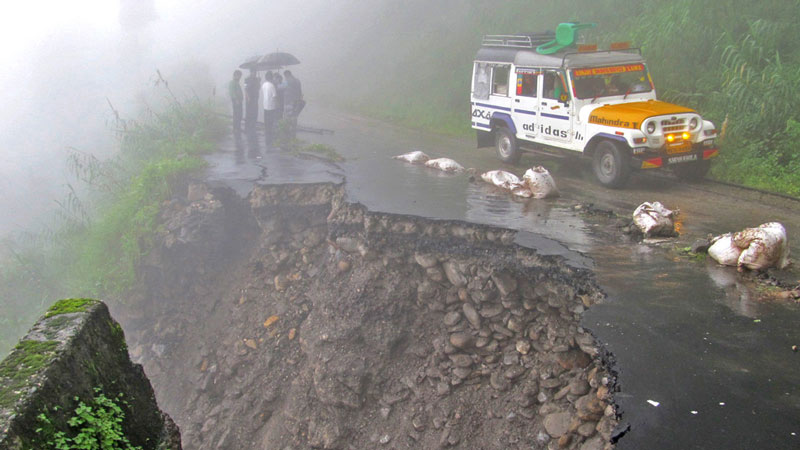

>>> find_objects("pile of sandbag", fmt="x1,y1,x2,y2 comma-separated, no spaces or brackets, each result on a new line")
708,222,790,270
632,202,678,237
479,166,559,199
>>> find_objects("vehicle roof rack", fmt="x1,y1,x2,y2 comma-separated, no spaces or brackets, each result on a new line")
482,32,555,49
561,48,642,66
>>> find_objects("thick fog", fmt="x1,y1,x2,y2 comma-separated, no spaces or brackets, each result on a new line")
0,0,360,237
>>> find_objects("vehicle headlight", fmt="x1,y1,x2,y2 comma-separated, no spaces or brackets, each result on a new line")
646,121,656,134
689,117,699,130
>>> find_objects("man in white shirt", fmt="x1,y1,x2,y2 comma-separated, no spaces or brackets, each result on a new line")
262,72,278,146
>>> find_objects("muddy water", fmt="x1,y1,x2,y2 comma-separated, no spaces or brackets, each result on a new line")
205,105,800,448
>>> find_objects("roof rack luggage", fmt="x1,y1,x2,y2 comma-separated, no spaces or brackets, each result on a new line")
481,32,555,49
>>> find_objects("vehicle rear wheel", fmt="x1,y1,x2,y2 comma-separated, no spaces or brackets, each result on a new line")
495,127,520,164
672,160,711,181
592,140,631,188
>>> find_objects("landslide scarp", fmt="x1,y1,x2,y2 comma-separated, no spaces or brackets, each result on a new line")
120,182,619,450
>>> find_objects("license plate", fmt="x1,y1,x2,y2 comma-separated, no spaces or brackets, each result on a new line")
666,141,691,154
668,154,698,164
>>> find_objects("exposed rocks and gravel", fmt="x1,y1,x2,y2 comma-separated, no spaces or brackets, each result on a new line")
120,182,619,449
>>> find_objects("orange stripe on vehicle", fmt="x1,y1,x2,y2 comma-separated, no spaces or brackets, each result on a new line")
641,158,662,169
703,149,719,160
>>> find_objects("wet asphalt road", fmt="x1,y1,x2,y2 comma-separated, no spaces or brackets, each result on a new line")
206,105,800,449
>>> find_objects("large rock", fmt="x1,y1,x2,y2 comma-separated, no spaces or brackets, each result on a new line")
0,299,181,450
543,411,572,437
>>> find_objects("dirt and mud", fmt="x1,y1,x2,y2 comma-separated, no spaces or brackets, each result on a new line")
116,181,620,450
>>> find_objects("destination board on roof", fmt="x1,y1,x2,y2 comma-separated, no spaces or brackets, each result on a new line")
573,64,645,77
515,68,540,75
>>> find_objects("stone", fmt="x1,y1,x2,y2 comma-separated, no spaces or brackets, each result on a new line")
457,288,469,302
543,412,572,437
337,259,351,272
449,332,474,350
576,394,605,421
444,312,462,327
462,303,481,328
452,367,472,379
450,354,473,368
579,436,604,450
515,340,531,355
426,266,445,282
558,434,572,448
504,365,526,380
437,382,450,396
479,304,504,318
491,272,518,297
691,238,711,254
414,253,439,268
541,378,563,389
556,350,592,370
507,317,526,333
569,379,591,396
490,372,510,391
443,261,468,287
577,422,597,437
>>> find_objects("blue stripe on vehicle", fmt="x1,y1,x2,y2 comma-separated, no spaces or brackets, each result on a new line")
473,102,512,112
540,112,569,120
514,109,537,116
472,122,491,130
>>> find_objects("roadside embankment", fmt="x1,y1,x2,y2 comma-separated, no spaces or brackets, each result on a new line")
123,181,620,450
0,299,180,450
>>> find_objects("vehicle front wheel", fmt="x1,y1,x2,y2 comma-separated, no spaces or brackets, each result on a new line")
495,127,520,164
592,140,631,188
672,160,711,181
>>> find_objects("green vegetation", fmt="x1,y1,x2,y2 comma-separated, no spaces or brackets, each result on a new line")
0,340,59,408
45,298,99,318
0,85,226,357
325,0,800,195
35,388,141,450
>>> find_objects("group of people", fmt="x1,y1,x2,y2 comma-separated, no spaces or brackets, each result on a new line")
228,68,303,145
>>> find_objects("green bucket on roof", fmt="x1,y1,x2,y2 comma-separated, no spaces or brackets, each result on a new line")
536,22,597,55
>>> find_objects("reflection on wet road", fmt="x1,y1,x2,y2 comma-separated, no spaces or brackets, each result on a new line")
206,106,799,449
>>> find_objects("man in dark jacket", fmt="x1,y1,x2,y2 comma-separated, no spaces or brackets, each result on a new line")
283,70,303,137
228,70,243,132
244,70,261,132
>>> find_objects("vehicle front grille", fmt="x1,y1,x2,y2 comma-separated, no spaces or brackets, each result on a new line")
661,118,687,133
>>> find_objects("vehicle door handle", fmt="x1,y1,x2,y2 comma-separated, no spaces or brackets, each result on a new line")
541,102,548,106
515,99,520,103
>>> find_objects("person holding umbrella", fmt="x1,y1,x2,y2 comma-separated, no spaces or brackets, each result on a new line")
228,70,243,133
262,72,278,146
283,70,303,138
244,69,261,132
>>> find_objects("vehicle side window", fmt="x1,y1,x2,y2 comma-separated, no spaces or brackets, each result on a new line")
491,65,511,96
515,70,538,97
543,70,569,102
473,63,490,100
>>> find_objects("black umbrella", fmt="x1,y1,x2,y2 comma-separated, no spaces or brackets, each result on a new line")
239,52,300,71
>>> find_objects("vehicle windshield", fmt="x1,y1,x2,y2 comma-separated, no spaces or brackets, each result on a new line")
570,63,653,100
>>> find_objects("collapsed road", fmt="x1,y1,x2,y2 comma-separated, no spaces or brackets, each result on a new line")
117,104,800,449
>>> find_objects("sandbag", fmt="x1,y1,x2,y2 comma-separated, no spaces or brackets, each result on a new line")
393,150,430,164
425,157,464,173
708,222,790,270
480,170,522,190
708,233,741,266
522,166,559,199
632,202,678,237
733,222,790,270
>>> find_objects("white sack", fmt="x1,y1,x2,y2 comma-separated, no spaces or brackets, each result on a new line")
733,222,790,270
708,233,741,266
393,150,430,164
510,186,533,198
425,158,464,173
522,166,559,199
481,170,522,190
708,222,790,270
632,202,677,237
